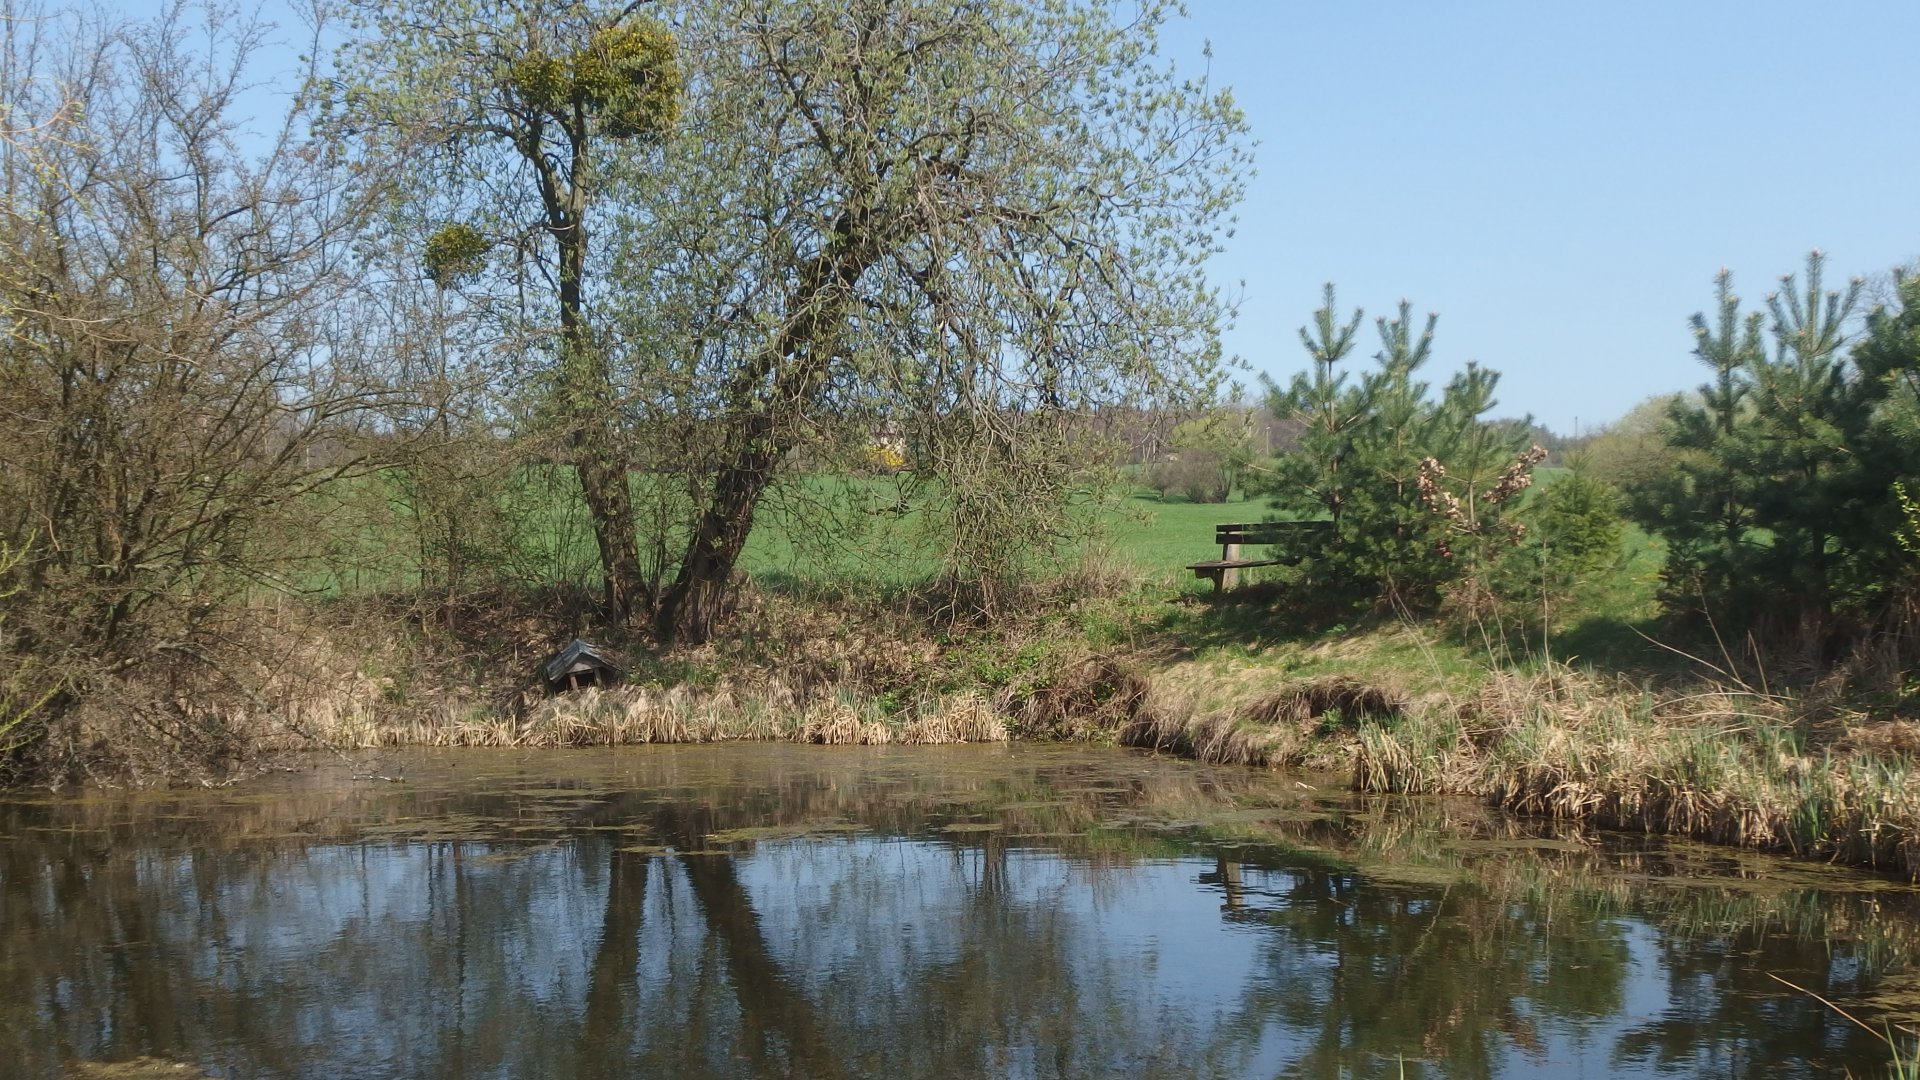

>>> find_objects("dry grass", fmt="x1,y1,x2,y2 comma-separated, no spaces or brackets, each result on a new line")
1835,720,1920,757
1115,673,1408,771
21,583,1024,781
1344,665,1920,878
1007,652,1152,740
1099,653,1920,879
1119,707,1299,767
311,683,1009,750
1243,675,1406,728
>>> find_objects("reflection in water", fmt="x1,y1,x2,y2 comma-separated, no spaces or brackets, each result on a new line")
0,744,1914,1078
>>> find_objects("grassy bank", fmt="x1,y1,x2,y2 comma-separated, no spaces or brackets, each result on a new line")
25,488,1920,882
233,579,1920,881
1091,623,1919,879
1354,671,1920,874
344,685,1009,749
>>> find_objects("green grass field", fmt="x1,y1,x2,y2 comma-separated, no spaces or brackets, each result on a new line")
322,468,1281,595
315,467,1664,652
739,482,1317,595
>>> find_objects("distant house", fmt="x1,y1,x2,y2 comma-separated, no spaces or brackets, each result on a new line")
538,639,624,694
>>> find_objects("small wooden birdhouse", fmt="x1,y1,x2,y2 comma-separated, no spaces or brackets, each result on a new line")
538,638,624,694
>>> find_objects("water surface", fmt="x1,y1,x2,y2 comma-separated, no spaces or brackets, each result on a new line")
2,744,1916,1078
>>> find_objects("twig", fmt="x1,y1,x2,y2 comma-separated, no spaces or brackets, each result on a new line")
1765,972,1889,1044
1630,627,1747,688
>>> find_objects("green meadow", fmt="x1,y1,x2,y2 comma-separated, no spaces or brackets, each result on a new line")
319,468,1290,597
320,466,1669,657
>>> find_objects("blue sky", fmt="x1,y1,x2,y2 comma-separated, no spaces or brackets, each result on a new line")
131,0,1920,434
1159,1,1920,433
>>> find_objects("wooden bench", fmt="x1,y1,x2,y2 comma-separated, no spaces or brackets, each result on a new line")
1186,520,1332,592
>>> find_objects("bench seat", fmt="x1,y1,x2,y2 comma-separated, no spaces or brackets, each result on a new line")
1187,558,1281,590
1186,557,1282,573
1185,520,1331,592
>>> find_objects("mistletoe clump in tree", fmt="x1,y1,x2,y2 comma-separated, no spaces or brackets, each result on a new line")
332,2,683,620
422,223,490,288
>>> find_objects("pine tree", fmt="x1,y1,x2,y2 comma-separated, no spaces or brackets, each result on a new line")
1637,253,1887,631
1261,290,1539,614
1263,283,1365,531
1640,268,1767,614
1743,251,1867,610
1838,268,1920,609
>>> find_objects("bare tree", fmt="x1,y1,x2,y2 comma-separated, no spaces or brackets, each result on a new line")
0,1,405,776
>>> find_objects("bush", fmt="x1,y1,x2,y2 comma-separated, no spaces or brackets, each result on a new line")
1150,452,1230,503
1485,466,1627,632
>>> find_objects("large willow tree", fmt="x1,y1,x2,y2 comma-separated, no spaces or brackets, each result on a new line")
335,0,1248,643
637,0,1247,642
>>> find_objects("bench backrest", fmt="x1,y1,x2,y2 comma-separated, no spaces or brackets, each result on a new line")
1215,520,1332,547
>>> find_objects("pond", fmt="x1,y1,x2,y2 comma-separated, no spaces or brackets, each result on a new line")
2,744,1916,1078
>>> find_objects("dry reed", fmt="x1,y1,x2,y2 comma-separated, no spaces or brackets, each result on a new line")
1350,665,1920,878
298,683,1012,751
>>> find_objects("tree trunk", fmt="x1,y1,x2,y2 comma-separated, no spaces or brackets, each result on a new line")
653,322,848,645
654,214,880,644
575,451,646,619
654,441,778,645
555,201,645,620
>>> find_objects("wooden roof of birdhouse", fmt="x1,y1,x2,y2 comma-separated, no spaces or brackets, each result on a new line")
539,638,623,686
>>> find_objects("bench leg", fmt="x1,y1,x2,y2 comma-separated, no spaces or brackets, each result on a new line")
1220,543,1240,591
